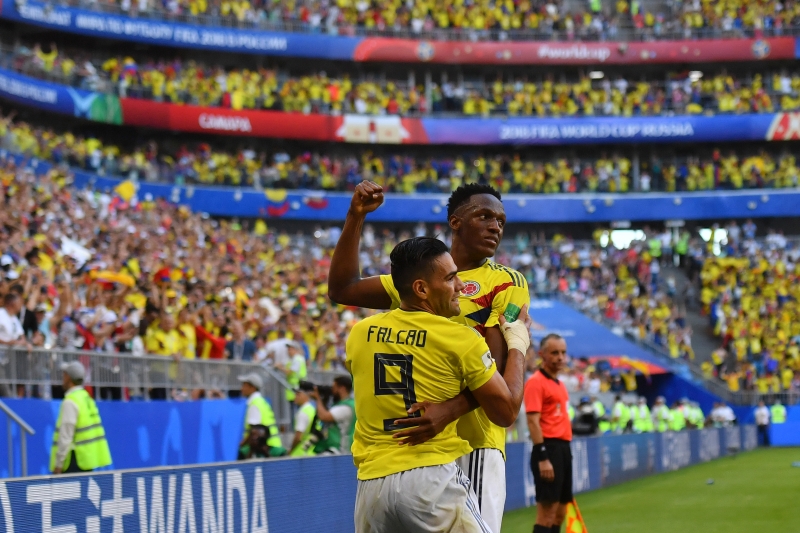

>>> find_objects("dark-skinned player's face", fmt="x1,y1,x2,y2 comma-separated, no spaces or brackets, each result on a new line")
449,194,506,258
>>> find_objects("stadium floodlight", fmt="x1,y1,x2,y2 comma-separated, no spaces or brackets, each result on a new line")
689,71,703,81
589,71,604,79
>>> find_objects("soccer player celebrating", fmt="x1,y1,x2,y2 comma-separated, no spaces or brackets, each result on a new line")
346,237,531,533
330,181,530,533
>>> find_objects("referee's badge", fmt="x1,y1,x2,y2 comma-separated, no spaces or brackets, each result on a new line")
481,351,495,369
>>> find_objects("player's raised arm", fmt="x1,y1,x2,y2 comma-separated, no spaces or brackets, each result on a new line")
328,180,393,309
470,304,531,427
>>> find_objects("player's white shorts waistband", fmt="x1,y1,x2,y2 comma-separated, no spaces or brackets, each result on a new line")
355,462,493,533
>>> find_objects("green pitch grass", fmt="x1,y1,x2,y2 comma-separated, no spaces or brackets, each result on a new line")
502,447,800,533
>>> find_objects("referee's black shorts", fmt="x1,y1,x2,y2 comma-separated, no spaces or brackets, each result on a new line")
530,438,573,504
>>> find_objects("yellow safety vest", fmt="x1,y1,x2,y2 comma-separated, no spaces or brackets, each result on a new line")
284,355,307,402
243,395,283,448
50,388,112,472
290,402,318,457
771,404,787,424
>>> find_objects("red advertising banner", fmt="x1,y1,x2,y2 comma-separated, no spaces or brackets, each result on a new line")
119,98,429,143
353,36,795,65
120,99,337,140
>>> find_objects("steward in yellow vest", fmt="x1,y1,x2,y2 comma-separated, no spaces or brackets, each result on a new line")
290,382,321,457
50,362,112,474
237,372,287,459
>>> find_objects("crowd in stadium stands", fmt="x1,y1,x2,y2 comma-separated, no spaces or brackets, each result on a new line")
519,230,697,359
69,0,800,39
13,43,800,116
0,154,381,400
0,154,654,401
512,226,799,396
2,114,799,193
698,222,800,396
0,137,795,401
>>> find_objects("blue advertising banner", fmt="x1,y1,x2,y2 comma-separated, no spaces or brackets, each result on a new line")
0,68,107,119
419,114,780,145
0,398,247,478
0,457,358,533
1,1,361,59
6,151,800,224
599,433,657,486
0,420,756,532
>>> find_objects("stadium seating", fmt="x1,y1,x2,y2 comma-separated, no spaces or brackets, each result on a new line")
54,0,798,39
700,230,800,395
0,155,656,400
12,42,800,117
3,115,798,192
0,0,796,417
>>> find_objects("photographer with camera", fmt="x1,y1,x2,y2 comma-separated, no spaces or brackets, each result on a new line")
289,381,321,457
311,376,356,455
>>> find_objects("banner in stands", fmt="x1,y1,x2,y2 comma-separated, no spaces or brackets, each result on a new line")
6,151,800,223
0,68,121,123
4,67,800,146
0,425,757,532
353,36,797,65
2,1,796,64
0,1,361,59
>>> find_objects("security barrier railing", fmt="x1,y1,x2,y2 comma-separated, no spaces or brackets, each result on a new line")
0,347,294,427
0,400,34,477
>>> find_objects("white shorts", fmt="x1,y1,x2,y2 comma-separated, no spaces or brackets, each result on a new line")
457,449,506,533
354,462,492,533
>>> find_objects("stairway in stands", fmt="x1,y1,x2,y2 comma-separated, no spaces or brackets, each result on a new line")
660,264,721,366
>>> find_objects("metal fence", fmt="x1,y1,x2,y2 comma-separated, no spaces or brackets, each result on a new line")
0,347,294,426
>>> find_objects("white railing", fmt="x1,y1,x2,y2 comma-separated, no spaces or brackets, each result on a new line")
0,347,294,426
0,400,34,477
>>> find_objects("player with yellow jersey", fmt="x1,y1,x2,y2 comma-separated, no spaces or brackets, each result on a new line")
347,237,531,533
330,181,530,533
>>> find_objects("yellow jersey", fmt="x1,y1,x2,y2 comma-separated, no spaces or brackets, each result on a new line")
380,259,530,457
346,309,496,480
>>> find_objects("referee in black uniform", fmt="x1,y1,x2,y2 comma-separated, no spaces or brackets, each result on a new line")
523,334,573,533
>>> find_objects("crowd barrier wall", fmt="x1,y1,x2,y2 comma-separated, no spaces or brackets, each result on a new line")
6,66,800,147
2,0,797,64
4,150,800,223
0,424,758,532
0,398,248,478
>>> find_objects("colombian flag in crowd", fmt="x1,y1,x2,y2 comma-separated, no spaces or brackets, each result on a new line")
565,500,588,533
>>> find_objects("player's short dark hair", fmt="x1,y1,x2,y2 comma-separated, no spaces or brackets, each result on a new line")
446,183,502,219
333,375,352,393
539,333,564,350
390,237,450,300
3,293,20,306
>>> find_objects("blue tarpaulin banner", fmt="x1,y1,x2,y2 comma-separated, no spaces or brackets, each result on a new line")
0,67,102,117
1,1,361,58
420,113,780,145
0,421,757,532
4,151,800,223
